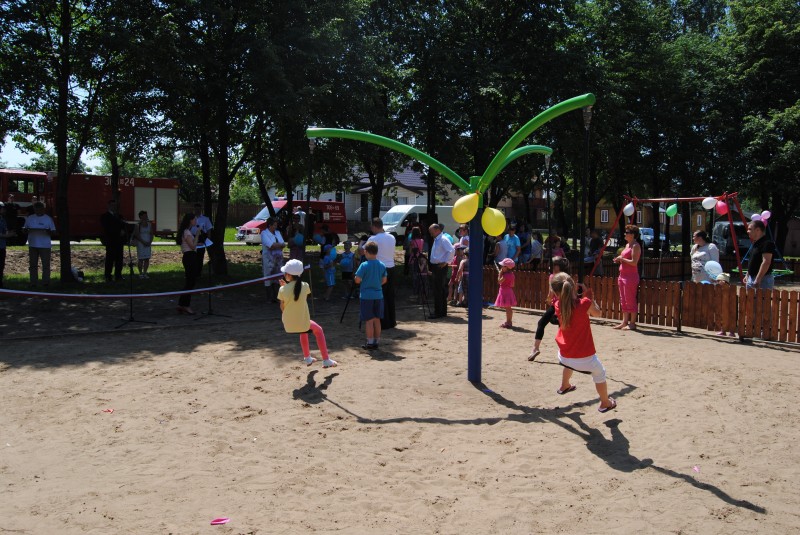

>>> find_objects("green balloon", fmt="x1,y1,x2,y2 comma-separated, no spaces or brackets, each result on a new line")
666,204,678,217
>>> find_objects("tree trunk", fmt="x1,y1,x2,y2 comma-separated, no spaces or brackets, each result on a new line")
56,0,74,283
210,121,230,276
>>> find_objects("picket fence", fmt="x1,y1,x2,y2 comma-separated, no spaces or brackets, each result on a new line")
481,267,800,344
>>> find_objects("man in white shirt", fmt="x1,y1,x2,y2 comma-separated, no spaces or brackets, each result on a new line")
428,223,455,318
193,202,214,275
261,217,286,302
23,202,56,287
369,217,397,329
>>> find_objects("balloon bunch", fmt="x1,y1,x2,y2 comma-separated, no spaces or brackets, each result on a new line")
750,210,771,223
452,192,506,236
701,196,729,215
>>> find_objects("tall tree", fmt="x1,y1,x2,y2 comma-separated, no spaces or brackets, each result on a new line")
724,0,800,251
1,0,134,281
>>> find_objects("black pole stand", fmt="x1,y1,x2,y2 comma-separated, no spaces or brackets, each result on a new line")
116,244,156,329
197,250,231,319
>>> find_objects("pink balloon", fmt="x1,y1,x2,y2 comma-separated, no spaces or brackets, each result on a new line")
715,200,729,215
761,210,771,220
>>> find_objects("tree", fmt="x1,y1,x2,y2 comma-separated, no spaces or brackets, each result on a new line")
725,0,800,252
1,0,135,281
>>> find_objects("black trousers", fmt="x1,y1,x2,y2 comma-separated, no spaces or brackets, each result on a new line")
535,305,558,340
104,242,124,280
430,264,449,317
0,247,5,287
179,251,198,307
381,266,397,329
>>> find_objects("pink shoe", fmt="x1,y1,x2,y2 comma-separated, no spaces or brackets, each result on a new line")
500,321,512,329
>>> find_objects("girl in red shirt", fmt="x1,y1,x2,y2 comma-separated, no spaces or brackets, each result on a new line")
551,272,616,413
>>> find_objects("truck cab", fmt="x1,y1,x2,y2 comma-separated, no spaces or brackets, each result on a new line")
712,221,751,255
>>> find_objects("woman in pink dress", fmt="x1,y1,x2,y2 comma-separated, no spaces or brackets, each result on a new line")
612,224,641,330
495,258,518,328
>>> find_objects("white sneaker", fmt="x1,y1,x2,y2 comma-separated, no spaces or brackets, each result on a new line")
303,356,316,366
322,359,338,368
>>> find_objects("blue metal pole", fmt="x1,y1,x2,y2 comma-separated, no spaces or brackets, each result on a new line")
467,212,484,383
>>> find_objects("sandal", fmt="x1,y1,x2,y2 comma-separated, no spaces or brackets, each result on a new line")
527,349,540,362
598,399,617,413
557,385,577,395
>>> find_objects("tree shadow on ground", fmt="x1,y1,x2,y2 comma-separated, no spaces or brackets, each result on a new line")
299,372,765,515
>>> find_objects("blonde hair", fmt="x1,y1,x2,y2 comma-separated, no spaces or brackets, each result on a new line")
550,272,578,329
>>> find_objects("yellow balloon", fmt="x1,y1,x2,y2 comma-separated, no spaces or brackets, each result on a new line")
452,193,479,223
481,207,506,236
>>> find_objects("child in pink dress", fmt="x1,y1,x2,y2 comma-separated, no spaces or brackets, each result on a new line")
495,258,517,328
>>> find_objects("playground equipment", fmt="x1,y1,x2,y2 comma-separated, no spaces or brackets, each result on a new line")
308,93,596,383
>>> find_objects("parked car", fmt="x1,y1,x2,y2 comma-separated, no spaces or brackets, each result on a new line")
639,227,666,249
712,221,750,255
235,200,347,245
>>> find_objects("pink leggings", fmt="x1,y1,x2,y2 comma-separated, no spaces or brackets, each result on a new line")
299,320,329,359
618,276,639,313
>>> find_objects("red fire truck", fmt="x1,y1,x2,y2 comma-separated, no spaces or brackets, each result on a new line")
0,169,180,242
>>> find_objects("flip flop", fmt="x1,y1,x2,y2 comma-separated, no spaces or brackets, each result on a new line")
556,385,577,395
527,349,540,362
598,399,617,413
210,517,230,525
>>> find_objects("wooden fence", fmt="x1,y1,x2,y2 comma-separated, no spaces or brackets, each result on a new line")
517,255,799,282
482,267,800,344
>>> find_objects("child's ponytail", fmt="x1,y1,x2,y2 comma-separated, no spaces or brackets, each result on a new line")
550,272,577,329
292,272,303,301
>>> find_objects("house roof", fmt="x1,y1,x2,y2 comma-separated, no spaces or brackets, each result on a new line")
351,166,427,194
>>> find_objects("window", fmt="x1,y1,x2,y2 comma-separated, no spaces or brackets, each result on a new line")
696,214,702,227
397,196,409,205
636,210,642,224
600,209,609,223
676,214,683,226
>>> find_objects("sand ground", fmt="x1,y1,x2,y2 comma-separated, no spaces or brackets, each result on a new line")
1,277,800,534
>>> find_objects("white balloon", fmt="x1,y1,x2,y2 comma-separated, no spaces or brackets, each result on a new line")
761,210,771,220
704,261,723,279
622,202,635,217
701,197,717,210
751,213,761,221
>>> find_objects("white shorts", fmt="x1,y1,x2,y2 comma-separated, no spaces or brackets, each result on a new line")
558,353,606,383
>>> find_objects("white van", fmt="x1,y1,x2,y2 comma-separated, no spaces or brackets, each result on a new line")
380,204,457,243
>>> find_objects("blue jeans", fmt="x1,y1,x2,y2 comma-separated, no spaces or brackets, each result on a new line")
745,273,774,290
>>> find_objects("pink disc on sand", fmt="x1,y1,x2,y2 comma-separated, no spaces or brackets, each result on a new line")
210,517,230,525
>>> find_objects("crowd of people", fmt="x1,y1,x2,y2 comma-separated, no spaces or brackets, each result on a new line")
0,196,782,372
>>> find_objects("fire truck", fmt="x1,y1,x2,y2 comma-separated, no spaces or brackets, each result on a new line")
0,169,179,243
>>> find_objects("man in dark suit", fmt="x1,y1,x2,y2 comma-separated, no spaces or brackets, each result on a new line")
100,200,127,281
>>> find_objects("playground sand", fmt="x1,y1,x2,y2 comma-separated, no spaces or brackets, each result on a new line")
1,302,799,534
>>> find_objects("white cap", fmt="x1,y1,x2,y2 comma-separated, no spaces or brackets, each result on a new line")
281,259,304,276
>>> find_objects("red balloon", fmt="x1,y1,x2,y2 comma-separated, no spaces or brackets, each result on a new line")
715,200,729,215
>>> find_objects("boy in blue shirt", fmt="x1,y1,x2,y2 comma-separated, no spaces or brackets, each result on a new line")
354,241,387,350
337,241,356,298
320,243,338,301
